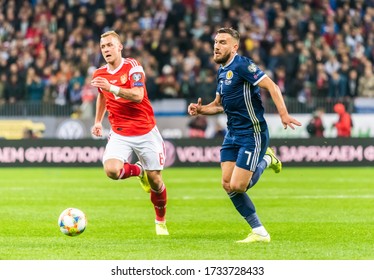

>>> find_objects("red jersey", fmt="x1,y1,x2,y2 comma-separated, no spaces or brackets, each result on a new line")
93,58,156,136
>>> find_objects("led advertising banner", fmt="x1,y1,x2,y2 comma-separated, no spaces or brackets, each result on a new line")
0,138,372,167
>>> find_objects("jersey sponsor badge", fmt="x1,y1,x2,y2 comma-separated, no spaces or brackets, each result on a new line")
247,63,257,73
132,73,144,86
132,73,142,81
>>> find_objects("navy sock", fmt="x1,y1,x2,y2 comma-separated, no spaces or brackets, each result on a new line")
247,159,267,190
228,192,262,228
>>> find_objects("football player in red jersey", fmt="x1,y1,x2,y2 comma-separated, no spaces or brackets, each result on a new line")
91,31,168,235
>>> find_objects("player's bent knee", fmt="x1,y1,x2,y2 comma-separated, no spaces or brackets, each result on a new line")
103,159,123,180
230,184,246,193
222,181,232,193
147,171,163,190
103,165,120,179
105,169,120,180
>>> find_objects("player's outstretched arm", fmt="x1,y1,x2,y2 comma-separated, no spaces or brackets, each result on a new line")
258,76,302,129
91,77,144,103
188,95,224,116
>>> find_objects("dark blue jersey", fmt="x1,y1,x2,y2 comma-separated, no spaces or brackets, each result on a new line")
216,54,268,135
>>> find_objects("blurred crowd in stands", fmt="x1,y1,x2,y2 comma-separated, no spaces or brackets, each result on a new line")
0,0,373,117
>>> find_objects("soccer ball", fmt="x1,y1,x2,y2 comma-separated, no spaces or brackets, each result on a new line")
58,208,87,236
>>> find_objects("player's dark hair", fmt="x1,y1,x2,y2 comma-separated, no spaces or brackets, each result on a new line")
216,27,240,43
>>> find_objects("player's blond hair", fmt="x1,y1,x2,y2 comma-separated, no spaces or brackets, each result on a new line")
101,30,121,43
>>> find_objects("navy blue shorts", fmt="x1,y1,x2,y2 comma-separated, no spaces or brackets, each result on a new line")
220,130,269,172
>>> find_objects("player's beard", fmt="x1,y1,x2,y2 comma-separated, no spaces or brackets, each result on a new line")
213,51,231,65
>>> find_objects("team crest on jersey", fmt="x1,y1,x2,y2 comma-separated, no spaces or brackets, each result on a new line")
120,74,127,84
224,70,233,85
226,70,233,80
247,63,257,73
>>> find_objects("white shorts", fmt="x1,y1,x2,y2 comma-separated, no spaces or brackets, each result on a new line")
102,126,165,170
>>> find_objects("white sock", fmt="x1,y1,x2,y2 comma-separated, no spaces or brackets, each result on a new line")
263,155,271,167
252,226,269,236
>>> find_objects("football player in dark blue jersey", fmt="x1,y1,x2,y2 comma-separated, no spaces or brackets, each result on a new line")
188,27,301,243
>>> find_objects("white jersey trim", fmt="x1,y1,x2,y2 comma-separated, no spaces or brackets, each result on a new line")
129,65,145,76
106,58,125,75
124,58,138,68
253,73,267,86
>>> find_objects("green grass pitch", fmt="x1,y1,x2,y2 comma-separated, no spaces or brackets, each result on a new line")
0,167,373,260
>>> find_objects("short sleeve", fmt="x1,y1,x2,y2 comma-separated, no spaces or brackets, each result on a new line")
237,60,267,86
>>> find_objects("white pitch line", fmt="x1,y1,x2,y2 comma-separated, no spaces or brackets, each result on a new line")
266,194,374,199
176,194,374,200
